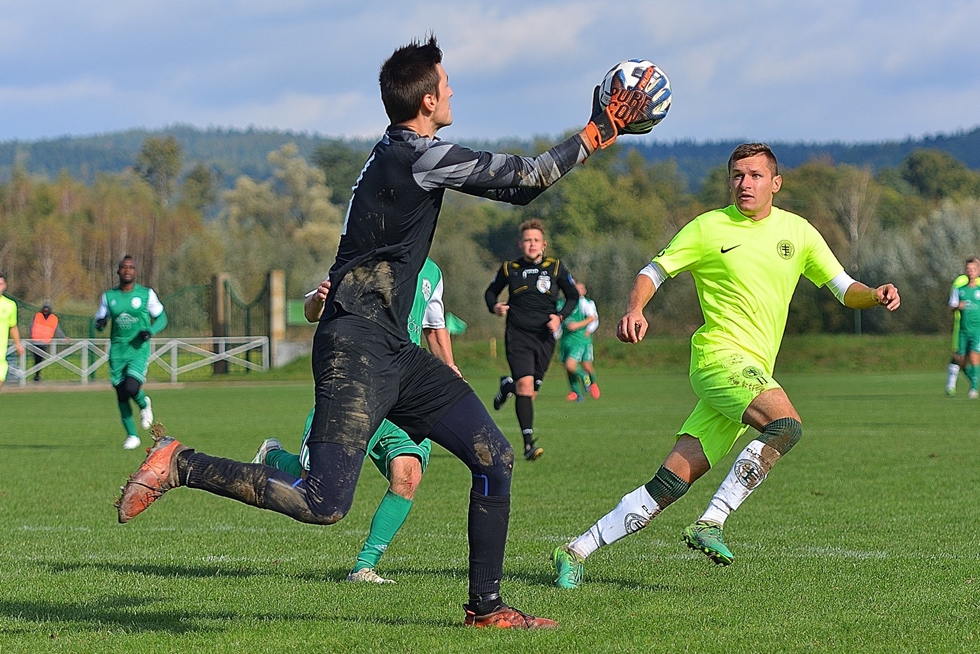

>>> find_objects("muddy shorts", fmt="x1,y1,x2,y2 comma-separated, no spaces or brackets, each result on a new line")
309,315,470,450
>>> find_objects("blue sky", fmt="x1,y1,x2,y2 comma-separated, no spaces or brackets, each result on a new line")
1,0,978,144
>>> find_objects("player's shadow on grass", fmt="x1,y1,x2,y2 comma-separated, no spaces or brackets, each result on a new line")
44,560,280,580
0,596,226,634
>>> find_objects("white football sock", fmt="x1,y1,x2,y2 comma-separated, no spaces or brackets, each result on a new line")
948,363,960,390
569,485,660,559
699,439,778,527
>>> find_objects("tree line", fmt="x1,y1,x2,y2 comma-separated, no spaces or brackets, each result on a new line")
2,136,980,338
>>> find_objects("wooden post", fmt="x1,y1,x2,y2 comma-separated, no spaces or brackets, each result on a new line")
267,270,286,368
211,273,229,374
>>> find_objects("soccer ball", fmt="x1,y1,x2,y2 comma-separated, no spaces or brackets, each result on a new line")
598,59,671,134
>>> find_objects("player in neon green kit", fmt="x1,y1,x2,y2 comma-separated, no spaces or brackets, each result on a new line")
95,256,168,450
0,273,25,391
253,257,458,583
945,271,970,396
949,258,980,398
552,144,901,588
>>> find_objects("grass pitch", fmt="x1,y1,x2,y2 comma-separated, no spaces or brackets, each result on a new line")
0,369,978,652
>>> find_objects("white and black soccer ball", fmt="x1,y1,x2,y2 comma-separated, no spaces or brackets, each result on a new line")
598,59,671,134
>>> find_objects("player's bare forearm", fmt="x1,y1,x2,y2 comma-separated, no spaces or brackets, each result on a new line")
844,281,901,311
617,274,657,343
304,279,330,322
424,327,460,376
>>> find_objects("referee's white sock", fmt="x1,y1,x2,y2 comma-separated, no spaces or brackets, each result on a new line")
569,486,659,559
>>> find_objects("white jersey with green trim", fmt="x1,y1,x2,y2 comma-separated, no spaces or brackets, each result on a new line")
653,205,843,374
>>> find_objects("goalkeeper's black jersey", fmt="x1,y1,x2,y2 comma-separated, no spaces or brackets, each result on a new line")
322,125,589,340
484,257,579,334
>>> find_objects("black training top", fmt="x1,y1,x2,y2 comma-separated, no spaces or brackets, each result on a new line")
484,257,579,334
322,125,589,339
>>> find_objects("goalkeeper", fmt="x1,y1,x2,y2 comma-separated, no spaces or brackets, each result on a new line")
118,35,670,630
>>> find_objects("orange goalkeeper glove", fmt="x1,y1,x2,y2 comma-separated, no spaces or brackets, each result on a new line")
584,66,655,150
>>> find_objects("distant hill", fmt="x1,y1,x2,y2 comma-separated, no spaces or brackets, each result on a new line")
2,123,979,191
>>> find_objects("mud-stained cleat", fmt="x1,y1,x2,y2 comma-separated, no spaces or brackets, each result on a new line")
682,520,734,565
463,604,558,630
589,382,601,400
116,423,186,524
251,438,282,464
122,435,141,450
524,445,544,462
347,568,395,584
493,376,513,411
139,396,154,430
551,545,584,589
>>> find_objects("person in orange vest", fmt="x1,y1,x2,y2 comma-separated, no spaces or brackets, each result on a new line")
29,301,67,382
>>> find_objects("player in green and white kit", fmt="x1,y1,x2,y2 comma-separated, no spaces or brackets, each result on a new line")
558,282,600,401
945,271,971,396
95,256,168,450
552,144,901,588
253,257,458,583
949,259,980,398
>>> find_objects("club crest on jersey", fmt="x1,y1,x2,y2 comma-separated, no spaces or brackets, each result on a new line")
536,274,551,293
777,240,795,260
421,279,432,301
131,297,142,309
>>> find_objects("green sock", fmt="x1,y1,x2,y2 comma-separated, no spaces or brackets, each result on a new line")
265,449,305,478
352,490,413,572
134,388,147,410
567,371,583,396
968,365,979,391
119,402,137,436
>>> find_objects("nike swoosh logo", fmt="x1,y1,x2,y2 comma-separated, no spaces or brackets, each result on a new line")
721,245,741,253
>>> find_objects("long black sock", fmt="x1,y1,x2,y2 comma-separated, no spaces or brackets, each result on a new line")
467,491,509,612
514,395,534,449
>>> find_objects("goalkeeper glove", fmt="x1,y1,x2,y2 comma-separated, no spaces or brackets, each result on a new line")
584,66,655,150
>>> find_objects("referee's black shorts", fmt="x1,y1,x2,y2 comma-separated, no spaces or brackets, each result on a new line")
504,324,556,384
309,315,470,449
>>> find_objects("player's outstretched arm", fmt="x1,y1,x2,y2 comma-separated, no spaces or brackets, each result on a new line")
843,282,900,311
617,274,657,343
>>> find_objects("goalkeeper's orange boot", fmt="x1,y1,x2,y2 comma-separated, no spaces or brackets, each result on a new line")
116,423,186,523
463,604,558,630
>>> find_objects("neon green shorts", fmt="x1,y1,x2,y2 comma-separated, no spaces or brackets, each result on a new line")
299,410,431,480
0,356,8,382
678,352,782,467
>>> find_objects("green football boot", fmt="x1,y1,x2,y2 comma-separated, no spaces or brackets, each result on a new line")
682,521,734,566
551,545,584,589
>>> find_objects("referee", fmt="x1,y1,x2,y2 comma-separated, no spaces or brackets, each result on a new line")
485,219,579,461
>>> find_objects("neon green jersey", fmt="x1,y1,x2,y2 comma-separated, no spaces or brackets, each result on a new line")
0,295,17,353
653,205,843,374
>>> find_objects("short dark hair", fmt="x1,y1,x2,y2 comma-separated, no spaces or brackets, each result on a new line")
967,257,980,267
118,254,135,269
728,143,779,177
519,219,545,237
379,34,443,124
